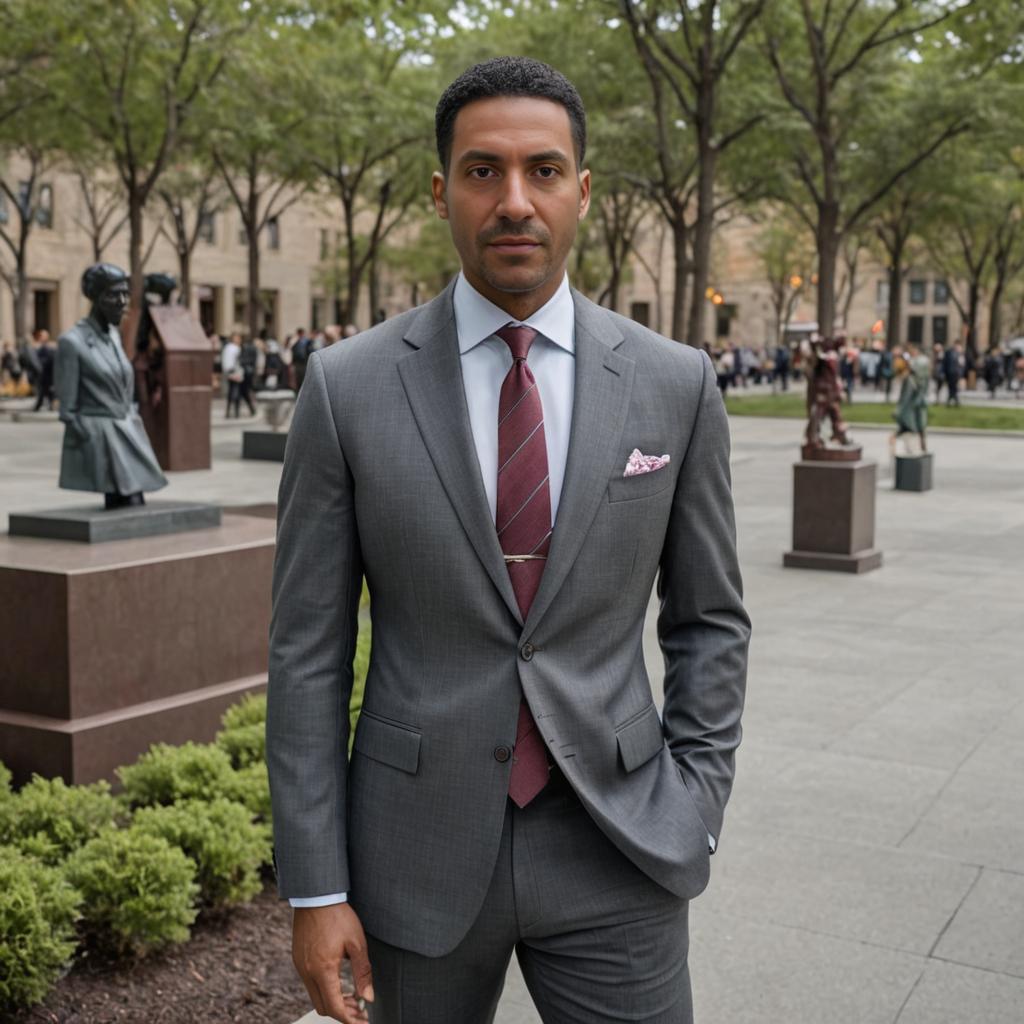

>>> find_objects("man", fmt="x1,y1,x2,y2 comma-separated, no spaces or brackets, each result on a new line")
943,341,964,407
267,57,750,1024
32,329,56,411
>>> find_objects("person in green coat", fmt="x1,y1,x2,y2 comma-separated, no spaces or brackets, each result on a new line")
890,341,930,455
55,264,168,508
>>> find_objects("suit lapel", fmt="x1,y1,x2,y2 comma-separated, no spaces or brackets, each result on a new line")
397,283,523,625
523,291,635,636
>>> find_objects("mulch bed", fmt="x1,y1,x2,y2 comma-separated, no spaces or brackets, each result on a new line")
9,889,311,1024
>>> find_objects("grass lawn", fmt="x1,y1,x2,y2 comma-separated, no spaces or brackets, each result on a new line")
725,393,1024,432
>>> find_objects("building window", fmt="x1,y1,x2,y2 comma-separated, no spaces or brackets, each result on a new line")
932,315,948,346
908,280,926,304
266,216,280,250
35,184,53,228
716,303,736,340
630,302,650,328
908,315,924,344
875,279,889,306
198,211,215,245
933,280,949,304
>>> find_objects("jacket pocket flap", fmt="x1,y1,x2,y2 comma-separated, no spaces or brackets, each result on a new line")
615,703,664,773
607,468,674,503
353,712,421,774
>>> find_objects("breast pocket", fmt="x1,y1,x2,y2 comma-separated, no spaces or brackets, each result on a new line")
607,468,674,503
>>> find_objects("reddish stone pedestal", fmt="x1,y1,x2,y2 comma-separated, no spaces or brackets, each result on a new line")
0,514,275,785
784,459,883,574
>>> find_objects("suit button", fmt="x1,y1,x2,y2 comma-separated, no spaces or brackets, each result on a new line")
520,642,534,661
494,746,511,763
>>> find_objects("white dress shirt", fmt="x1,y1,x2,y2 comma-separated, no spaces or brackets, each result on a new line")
288,276,577,909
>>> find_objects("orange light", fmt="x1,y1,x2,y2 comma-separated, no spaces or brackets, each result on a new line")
811,273,819,285
712,293,725,305
789,275,803,289
705,286,716,299
871,319,884,334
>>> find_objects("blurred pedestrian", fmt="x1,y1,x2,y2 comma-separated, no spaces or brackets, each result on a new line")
773,342,790,393
890,342,930,454
943,343,964,407
932,343,946,403
239,334,259,411
32,330,56,411
983,349,1003,399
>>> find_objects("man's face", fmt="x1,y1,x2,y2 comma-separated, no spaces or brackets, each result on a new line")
96,281,130,326
432,96,590,316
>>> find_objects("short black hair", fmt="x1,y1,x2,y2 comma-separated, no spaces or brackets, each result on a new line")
435,56,586,174
81,263,128,301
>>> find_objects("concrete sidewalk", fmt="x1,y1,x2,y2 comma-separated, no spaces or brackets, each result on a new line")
3,412,1021,1023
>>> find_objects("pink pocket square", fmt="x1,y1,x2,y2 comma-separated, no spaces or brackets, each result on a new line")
623,448,671,477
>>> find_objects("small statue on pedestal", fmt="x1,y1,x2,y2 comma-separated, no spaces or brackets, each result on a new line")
802,334,861,461
55,264,168,509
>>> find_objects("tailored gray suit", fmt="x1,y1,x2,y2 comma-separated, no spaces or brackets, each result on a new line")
267,281,749,974
55,316,167,495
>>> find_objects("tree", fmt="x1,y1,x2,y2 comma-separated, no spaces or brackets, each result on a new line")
71,160,128,263
47,0,255,311
762,0,974,339
620,0,768,344
209,23,312,339
301,7,439,326
754,212,814,347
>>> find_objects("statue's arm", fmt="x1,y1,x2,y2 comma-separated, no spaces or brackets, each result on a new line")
55,334,88,441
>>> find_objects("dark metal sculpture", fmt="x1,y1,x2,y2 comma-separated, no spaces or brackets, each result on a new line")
802,334,861,461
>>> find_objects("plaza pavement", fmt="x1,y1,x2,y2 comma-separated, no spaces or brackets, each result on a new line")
2,401,1022,1024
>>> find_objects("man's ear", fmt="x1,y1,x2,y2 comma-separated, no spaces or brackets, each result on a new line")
431,171,449,220
578,168,591,222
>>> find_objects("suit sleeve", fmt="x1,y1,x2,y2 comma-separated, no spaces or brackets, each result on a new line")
657,350,750,844
266,351,363,899
55,334,87,441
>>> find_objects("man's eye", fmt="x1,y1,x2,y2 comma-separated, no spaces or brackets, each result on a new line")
535,166,558,178
470,167,494,179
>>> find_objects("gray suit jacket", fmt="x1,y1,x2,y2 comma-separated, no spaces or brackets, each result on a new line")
55,316,167,495
266,282,750,957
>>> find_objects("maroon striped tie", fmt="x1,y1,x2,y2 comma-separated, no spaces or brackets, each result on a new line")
495,324,551,808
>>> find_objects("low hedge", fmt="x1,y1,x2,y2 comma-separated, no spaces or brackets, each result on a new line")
0,847,81,1015
65,829,199,957
2,609,372,1012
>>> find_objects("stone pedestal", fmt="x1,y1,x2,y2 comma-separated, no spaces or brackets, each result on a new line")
784,459,882,573
242,430,288,462
0,514,275,784
9,501,221,543
895,453,934,492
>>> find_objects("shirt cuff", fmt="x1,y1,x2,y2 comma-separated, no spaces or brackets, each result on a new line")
288,892,349,908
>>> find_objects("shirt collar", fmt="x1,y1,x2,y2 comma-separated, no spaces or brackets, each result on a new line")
453,272,575,356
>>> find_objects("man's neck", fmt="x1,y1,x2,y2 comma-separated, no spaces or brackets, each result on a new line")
462,270,566,323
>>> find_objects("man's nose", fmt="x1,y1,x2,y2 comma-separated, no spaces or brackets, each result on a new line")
495,171,535,221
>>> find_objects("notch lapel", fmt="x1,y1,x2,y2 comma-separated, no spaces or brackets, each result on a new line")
397,284,523,625
522,292,635,636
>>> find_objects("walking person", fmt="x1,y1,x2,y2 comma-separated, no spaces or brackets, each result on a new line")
943,342,964,407
238,334,258,414
267,56,749,1024
932,343,946,403
222,332,245,417
32,330,56,411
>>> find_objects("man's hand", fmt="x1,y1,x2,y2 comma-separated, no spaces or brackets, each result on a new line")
292,903,374,1024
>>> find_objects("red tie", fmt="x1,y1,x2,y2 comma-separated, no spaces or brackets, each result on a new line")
495,324,551,808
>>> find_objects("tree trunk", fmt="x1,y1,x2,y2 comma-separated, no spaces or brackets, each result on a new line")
128,185,145,323
368,248,380,327
343,196,358,326
965,280,980,360
685,130,716,348
246,184,261,341
988,280,1003,352
12,263,28,345
886,255,903,350
670,219,689,343
815,203,840,339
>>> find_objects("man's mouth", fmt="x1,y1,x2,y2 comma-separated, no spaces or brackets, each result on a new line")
488,237,542,254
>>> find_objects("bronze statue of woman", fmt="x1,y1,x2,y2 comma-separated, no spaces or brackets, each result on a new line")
55,263,167,508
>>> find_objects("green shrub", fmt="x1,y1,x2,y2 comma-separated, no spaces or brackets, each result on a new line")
66,829,198,956
215,721,265,769
117,742,234,808
0,846,81,1014
132,799,270,909
224,761,272,822
0,776,119,865
350,622,371,740
0,761,12,799
220,692,266,732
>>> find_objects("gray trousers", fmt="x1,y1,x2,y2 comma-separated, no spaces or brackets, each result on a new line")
367,770,692,1024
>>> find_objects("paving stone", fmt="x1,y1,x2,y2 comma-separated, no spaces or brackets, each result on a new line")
689,911,924,1024
933,868,1024,978
895,960,1024,1024
702,826,978,955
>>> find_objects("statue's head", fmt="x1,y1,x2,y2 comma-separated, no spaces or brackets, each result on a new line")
82,263,130,327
